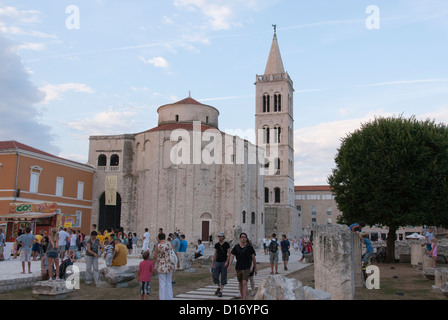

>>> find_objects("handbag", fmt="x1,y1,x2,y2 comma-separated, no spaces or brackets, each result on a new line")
169,244,178,264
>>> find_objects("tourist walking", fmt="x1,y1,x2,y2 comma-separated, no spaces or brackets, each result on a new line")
179,235,188,252
132,233,138,254
138,251,154,300
152,232,180,300
15,226,36,274
425,228,434,252
268,233,279,274
68,229,78,260
280,234,290,271
126,232,133,254
85,230,103,286
293,236,299,252
171,233,181,252
211,232,230,298
429,238,438,267
58,227,69,259
46,228,60,280
227,232,257,300
142,228,150,254
247,238,257,297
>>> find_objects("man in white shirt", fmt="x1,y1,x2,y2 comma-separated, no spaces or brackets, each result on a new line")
142,228,150,253
58,227,70,259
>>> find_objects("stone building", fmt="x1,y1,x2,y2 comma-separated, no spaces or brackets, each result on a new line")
294,185,427,241
88,97,265,245
256,31,300,237
87,31,302,246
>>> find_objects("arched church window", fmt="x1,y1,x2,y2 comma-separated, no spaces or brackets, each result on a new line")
251,212,256,224
242,211,246,223
263,127,270,144
110,154,119,166
274,93,281,112
175,115,179,122
263,94,270,113
274,158,280,175
97,154,107,166
274,126,281,143
274,187,281,203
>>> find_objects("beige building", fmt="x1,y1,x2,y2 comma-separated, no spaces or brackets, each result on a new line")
294,185,425,241
88,97,265,245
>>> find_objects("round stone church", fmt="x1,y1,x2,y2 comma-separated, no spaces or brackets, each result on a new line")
88,96,265,245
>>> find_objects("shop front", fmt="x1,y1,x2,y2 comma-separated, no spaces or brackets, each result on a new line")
0,202,58,242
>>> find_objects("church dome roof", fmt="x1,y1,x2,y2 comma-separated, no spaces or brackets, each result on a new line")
156,95,220,129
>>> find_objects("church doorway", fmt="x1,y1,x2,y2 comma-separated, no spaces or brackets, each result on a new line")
201,221,210,242
200,212,212,242
98,192,121,231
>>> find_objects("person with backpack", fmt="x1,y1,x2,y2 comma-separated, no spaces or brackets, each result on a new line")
268,233,279,275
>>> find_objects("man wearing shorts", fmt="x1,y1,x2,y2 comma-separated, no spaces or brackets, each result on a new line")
228,232,256,300
15,227,36,274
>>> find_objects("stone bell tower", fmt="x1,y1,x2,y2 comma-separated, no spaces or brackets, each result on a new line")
255,27,300,237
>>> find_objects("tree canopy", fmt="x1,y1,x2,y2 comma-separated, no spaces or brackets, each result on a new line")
328,116,448,261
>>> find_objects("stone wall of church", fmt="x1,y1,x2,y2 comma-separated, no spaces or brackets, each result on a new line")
88,126,265,247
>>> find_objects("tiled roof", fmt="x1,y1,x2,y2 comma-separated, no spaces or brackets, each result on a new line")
139,123,221,134
0,140,55,158
172,97,205,105
0,140,93,168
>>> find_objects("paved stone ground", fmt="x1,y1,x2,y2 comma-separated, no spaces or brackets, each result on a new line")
174,249,309,300
0,246,309,296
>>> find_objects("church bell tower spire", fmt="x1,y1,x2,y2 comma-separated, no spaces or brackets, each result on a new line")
255,28,299,237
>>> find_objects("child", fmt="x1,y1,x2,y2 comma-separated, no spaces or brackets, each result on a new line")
103,239,115,267
429,238,438,267
138,251,154,300
361,233,374,265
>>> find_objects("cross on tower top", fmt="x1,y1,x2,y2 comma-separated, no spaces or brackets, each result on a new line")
272,24,277,34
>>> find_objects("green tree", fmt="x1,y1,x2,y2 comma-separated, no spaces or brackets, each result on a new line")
328,116,448,262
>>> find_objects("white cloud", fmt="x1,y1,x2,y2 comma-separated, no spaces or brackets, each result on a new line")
39,83,94,104
67,107,138,138
294,107,448,185
139,56,169,68
0,6,40,24
13,42,45,51
0,5,56,39
173,0,243,30
294,114,391,185
0,34,58,154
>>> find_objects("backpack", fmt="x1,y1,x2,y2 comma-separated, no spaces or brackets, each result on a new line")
59,258,73,279
269,240,279,253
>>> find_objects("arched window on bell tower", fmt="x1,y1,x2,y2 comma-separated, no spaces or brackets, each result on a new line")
263,126,270,144
263,93,270,113
274,92,281,112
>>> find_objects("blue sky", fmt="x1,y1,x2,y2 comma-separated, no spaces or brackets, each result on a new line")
1,0,447,185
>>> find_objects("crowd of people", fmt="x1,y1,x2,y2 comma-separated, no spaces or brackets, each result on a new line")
8,224,315,301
